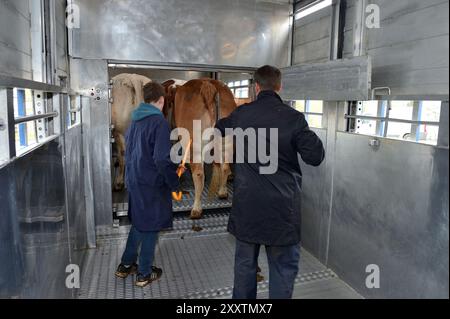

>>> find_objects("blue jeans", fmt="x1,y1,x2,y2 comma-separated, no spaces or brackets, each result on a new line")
121,226,159,277
232,239,300,299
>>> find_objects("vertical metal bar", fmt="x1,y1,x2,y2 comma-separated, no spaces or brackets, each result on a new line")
353,0,367,57
81,96,97,248
336,101,348,131
346,101,356,132
288,2,295,66
17,89,27,147
305,100,311,123
322,101,329,129
417,102,423,142
6,89,16,159
30,0,45,82
329,0,347,60
411,101,422,142
437,101,449,148
59,93,73,278
43,0,57,84
0,89,16,161
375,100,382,135
49,0,57,85
249,79,256,101
43,0,51,84
337,0,347,59
66,96,71,128
305,100,310,113
329,0,341,60
324,101,339,265
67,0,74,57
383,101,391,138
52,93,62,136
376,100,387,137
34,91,47,142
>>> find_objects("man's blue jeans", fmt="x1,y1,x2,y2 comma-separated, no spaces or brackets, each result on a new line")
121,226,159,277
232,239,300,299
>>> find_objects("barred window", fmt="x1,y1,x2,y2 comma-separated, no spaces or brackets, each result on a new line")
346,100,442,145
292,100,324,128
13,89,39,155
228,80,250,99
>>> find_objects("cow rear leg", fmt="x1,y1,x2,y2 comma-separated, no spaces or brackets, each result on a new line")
190,163,204,219
113,134,126,192
218,163,231,199
218,136,233,199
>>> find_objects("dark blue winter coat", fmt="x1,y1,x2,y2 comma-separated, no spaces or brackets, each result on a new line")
125,103,179,232
216,91,325,246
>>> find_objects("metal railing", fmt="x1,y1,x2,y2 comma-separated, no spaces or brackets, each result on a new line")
345,114,440,127
0,75,82,168
345,99,445,146
0,74,67,93
14,111,59,125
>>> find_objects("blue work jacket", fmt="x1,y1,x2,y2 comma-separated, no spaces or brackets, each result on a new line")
125,103,179,232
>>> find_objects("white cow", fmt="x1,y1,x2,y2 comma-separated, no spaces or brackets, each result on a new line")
111,73,152,191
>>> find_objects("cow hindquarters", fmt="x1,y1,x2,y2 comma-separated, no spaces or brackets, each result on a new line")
113,133,126,191
190,163,204,219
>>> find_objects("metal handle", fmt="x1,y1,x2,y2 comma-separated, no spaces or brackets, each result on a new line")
15,111,59,124
371,87,391,99
345,114,440,126
369,138,381,150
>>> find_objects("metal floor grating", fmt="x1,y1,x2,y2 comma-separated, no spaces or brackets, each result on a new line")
78,213,362,299
112,183,233,215
172,183,233,212
96,210,230,240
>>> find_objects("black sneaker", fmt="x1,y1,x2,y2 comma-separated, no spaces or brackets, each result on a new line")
115,263,138,278
135,266,163,287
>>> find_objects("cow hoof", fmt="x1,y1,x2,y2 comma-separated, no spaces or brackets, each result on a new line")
257,273,265,283
190,210,202,220
218,192,229,200
113,184,124,192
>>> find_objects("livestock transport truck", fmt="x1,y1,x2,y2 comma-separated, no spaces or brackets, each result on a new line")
0,0,448,302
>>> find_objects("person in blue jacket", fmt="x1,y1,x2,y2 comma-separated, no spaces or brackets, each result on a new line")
115,82,182,287
215,65,325,299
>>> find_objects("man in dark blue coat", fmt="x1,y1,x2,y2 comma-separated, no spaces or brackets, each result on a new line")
115,82,180,287
216,65,325,299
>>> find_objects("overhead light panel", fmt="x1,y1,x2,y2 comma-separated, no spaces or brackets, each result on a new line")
295,0,332,20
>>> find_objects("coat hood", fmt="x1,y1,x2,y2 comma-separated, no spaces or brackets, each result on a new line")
131,102,163,121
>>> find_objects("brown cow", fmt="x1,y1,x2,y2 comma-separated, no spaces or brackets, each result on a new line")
162,79,187,129
174,79,237,219
111,73,152,191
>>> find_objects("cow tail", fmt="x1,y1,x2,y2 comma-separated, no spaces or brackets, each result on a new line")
200,81,217,125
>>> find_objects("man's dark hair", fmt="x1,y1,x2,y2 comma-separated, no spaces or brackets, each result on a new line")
254,65,282,91
143,82,165,104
